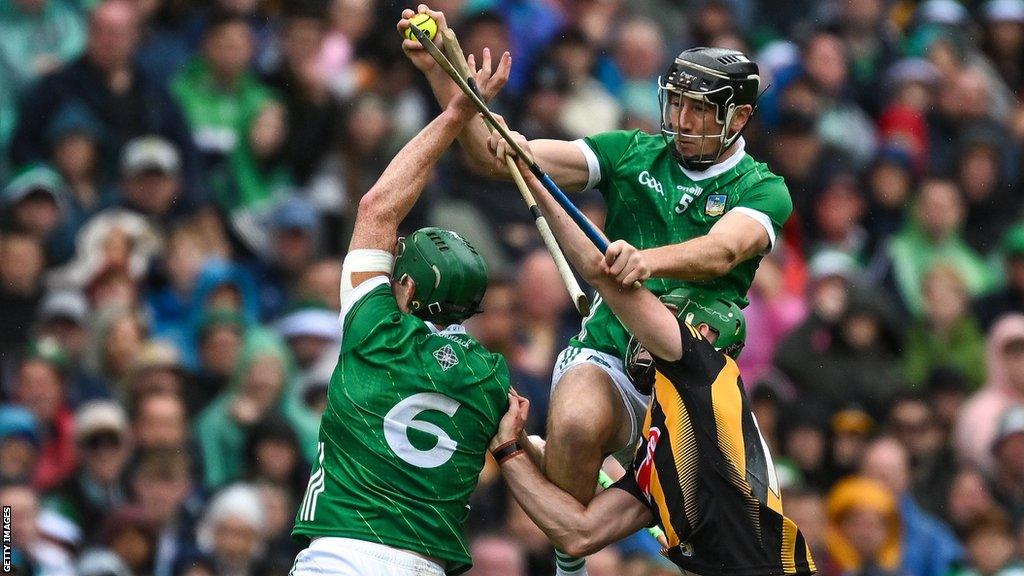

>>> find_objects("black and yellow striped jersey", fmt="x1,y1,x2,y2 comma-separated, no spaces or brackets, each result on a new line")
612,319,816,576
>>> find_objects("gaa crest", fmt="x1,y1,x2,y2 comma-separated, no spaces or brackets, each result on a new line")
704,194,727,217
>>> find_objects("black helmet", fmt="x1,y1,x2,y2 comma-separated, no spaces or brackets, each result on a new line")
659,47,761,171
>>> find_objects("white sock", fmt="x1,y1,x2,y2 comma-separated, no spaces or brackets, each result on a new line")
554,549,588,576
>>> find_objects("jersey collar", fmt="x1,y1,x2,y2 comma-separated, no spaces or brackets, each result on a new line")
676,137,747,181
427,323,467,335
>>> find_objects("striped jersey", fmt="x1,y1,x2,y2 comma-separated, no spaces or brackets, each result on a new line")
292,277,511,575
612,319,815,576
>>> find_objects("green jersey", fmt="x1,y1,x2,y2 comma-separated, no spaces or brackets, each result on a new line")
570,131,792,359
292,277,511,575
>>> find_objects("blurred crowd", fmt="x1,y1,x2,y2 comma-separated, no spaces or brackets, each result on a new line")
2,0,1024,575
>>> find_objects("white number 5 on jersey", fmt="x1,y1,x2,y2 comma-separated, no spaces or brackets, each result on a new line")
383,393,461,468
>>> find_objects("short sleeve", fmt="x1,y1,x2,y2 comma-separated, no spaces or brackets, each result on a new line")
580,130,642,193
340,279,402,350
609,470,658,528
653,320,727,387
730,175,793,251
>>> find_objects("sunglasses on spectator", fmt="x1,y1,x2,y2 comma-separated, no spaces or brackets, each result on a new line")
81,431,124,451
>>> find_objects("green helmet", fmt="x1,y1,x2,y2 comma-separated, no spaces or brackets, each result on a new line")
659,287,746,359
626,288,746,395
392,227,488,326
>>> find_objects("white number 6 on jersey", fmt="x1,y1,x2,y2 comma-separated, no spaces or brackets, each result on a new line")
384,393,461,468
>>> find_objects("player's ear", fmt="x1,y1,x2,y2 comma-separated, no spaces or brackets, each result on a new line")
730,104,753,134
697,323,719,344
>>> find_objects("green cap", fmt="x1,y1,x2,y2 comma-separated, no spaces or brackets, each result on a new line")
660,287,747,358
3,163,64,207
392,227,488,326
1002,223,1024,259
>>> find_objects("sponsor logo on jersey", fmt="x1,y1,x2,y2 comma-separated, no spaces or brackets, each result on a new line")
638,170,665,196
674,184,704,214
433,344,460,371
636,427,661,504
705,194,727,217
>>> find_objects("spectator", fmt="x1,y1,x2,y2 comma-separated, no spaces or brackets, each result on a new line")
130,448,201,576
0,483,76,575
876,177,997,317
956,314,1024,473
193,328,317,489
101,506,160,575
172,13,286,215
955,128,1017,255
980,0,1024,94
0,228,46,353
988,406,1024,523
903,264,987,390
809,171,870,263
887,394,957,518
863,146,915,253
80,305,147,399
189,308,247,415
34,290,90,372
0,0,86,157
12,339,76,491
194,483,268,576
130,391,190,452
275,305,339,376
2,164,68,249
253,479,302,574
950,513,1024,576
180,260,260,369
830,405,876,480
860,437,963,576
799,30,879,167
946,468,1002,539
10,0,201,203
116,135,186,221
242,415,309,499
608,17,664,127
783,488,835,575
261,5,342,186
295,259,341,311
975,223,1024,331
547,28,621,138
0,403,41,485
46,400,132,544
120,341,188,404
825,476,905,576
255,197,323,319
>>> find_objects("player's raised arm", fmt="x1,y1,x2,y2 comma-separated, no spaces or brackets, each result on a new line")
346,50,509,288
397,5,591,190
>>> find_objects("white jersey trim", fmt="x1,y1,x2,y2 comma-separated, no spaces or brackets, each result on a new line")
677,136,747,181
339,276,390,329
573,139,601,191
729,206,776,252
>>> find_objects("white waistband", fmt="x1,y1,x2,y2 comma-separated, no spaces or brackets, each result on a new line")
309,537,445,573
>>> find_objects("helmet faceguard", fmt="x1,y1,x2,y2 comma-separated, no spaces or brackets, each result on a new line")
659,48,761,171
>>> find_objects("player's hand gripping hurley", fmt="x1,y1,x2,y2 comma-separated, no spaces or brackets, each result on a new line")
405,21,610,253
438,29,590,316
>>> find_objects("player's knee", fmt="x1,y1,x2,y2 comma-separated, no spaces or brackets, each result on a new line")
548,367,622,450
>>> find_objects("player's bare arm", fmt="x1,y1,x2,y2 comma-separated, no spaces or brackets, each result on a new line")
489,391,654,557
397,5,591,189
618,213,771,286
346,50,508,290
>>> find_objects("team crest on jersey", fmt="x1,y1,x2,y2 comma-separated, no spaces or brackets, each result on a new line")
433,344,459,371
636,427,661,504
704,194,727,217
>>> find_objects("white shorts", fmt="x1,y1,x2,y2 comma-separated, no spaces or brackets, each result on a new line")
290,537,446,576
551,346,649,465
